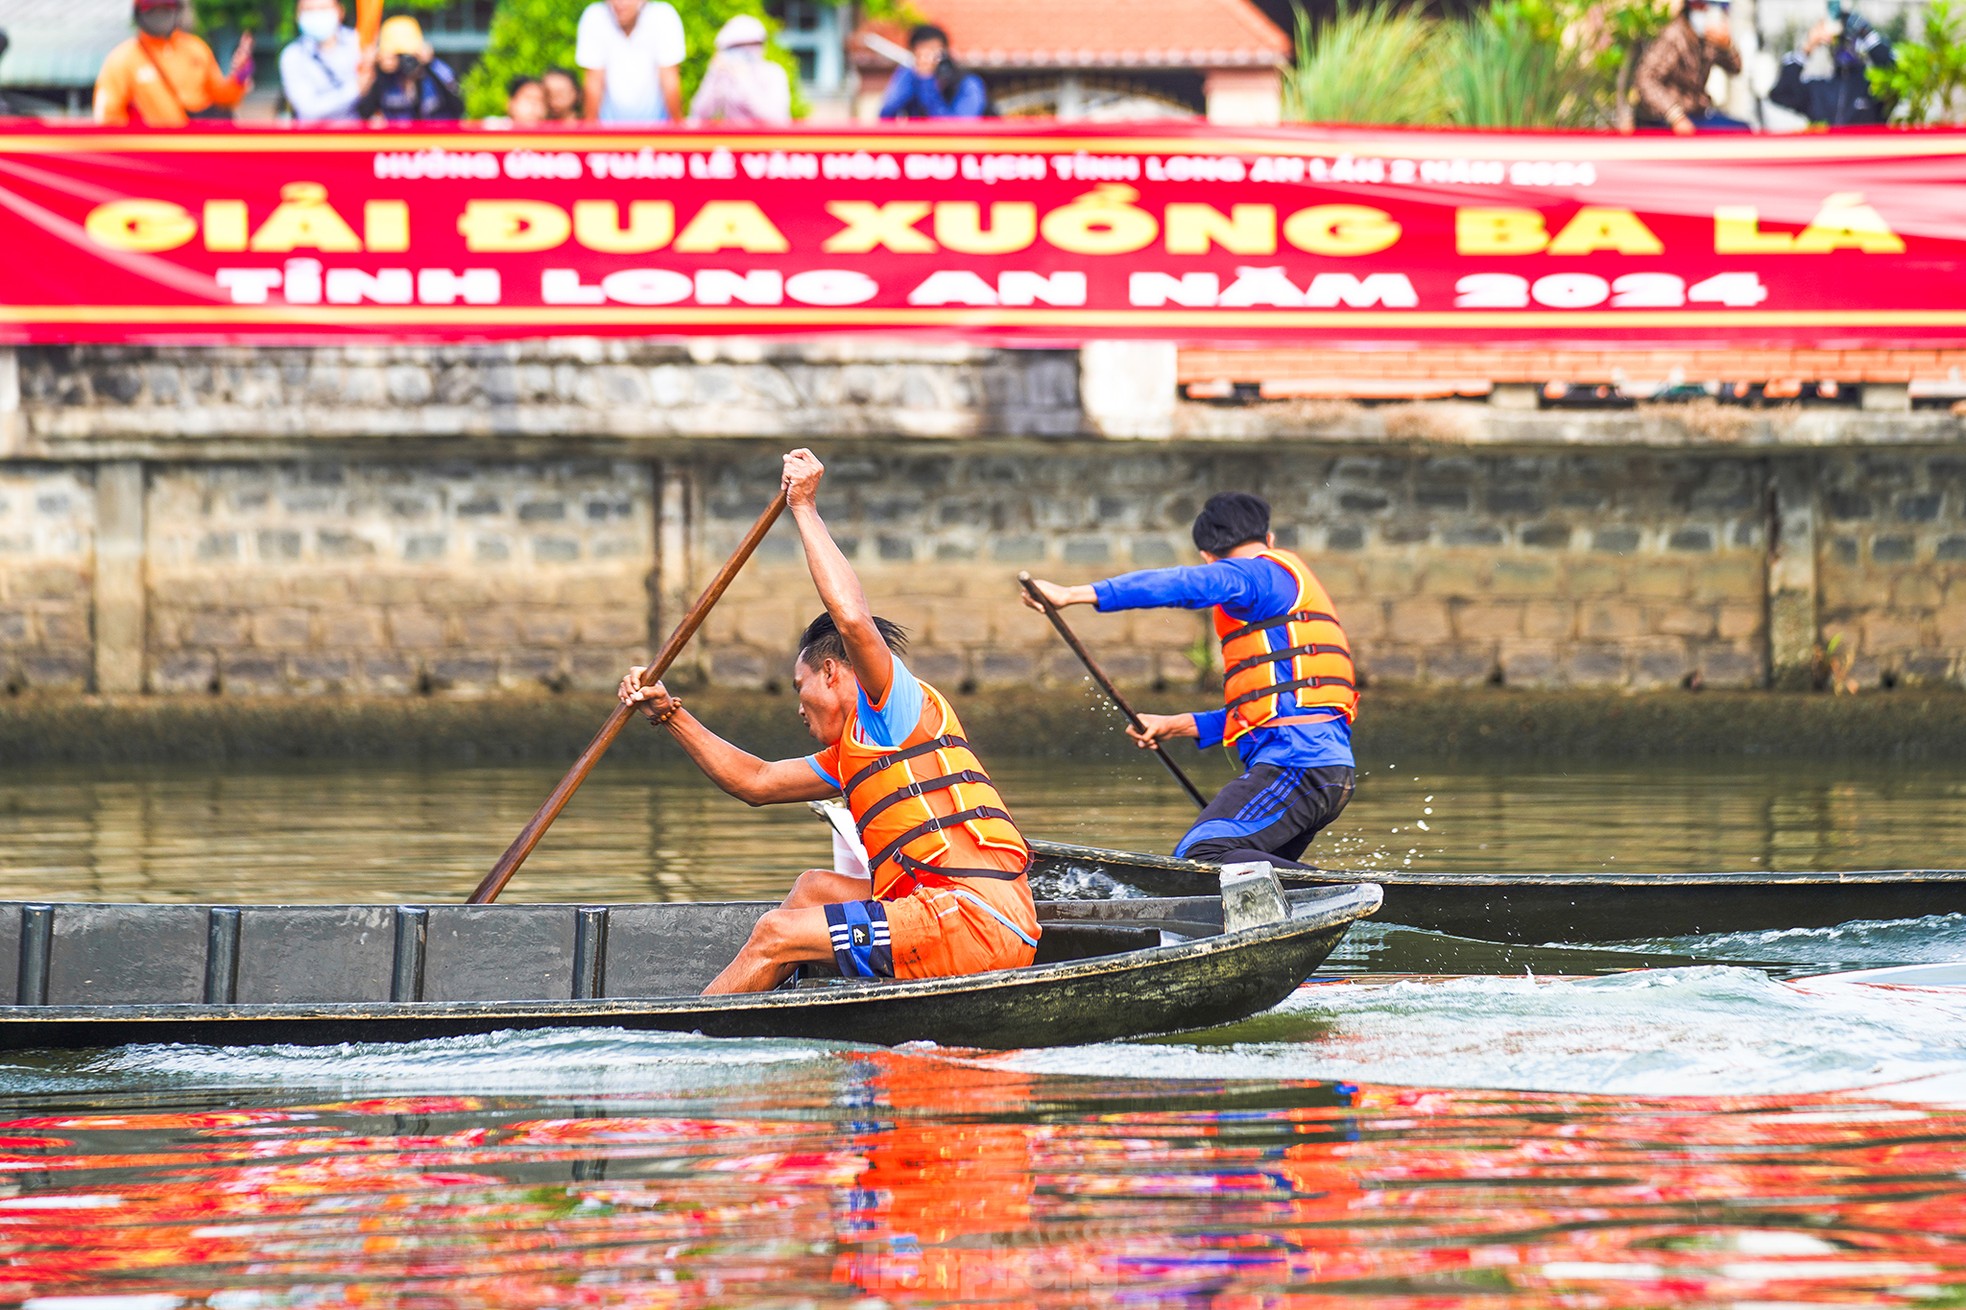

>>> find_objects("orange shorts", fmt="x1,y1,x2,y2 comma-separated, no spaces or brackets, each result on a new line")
824,878,1040,980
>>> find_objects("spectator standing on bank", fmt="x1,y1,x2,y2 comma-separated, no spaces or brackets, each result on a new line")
1770,0,1894,123
541,65,581,120
878,24,990,119
507,74,549,125
353,15,463,121
576,0,685,123
94,0,253,125
689,14,790,123
280,0,361,122
1634,0,1747,132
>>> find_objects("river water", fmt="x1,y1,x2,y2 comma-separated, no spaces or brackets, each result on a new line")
1,754,1964,1307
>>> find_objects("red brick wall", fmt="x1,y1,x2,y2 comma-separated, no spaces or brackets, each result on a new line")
1180,348,1966,398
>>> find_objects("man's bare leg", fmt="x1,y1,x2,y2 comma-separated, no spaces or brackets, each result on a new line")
702,904,838,995
780,868,873,910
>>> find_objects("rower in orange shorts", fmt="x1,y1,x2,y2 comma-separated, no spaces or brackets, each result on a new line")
619,449,1039,994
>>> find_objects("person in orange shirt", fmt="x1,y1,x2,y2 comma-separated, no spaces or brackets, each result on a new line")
618,449,1041,995
94,0,253,127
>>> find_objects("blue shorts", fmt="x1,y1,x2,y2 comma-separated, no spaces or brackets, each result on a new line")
824,900,895,979
1175,764,1356,867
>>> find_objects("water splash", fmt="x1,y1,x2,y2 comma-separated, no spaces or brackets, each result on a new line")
0,1028,846,1101
992,966,1966,1100
1596,912,1966,970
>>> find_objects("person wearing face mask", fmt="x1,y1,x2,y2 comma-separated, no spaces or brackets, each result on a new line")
353,14,464,122
688,15,791,124
1634,0,1748,133
94,0,253,126
280,0,361,122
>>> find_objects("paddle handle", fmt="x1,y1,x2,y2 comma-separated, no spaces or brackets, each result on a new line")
1018,572,1209,811
469,491,789,904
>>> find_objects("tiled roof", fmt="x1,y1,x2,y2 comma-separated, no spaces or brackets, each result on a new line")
854,0,1290,71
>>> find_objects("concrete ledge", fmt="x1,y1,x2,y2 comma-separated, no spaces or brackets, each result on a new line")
15,343,1086,454
4,688,1962,766
15,343,1966,457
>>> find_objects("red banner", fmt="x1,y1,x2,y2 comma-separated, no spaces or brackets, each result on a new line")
2,122,1963,347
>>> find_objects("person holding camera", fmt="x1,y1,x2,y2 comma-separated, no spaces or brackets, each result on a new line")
352,15,463,122
94,0,253,126
878,24,990,119
1770,0,1894,124
1634,0,1747,133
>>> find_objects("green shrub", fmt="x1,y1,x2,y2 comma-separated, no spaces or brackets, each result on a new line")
1282,1,1446,125
461,0,802,119
1869,0,1966,123
1437,6,1604,126
1282,0,1666,128
195,0,451,44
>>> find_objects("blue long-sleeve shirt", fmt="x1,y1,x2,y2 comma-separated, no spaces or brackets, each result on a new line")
1092,557,1355,770
877,66,989,119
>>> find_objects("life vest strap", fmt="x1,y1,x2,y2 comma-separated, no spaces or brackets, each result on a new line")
884,851,1031,899
1222,641,1355,681
867,805,1019,878
839,733,971,801
1225,675,1357,715
1219,609,1339,644
853,769,992,836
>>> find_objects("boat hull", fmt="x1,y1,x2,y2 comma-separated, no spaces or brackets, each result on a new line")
0,887,1379,1051
1299,875,1966,942
1030,841,1966,942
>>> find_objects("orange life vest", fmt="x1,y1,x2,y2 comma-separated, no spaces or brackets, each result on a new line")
1215,547,1358,746
835,680,1029,898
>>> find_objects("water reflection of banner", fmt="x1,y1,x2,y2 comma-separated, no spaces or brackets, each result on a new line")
2,123,1963,347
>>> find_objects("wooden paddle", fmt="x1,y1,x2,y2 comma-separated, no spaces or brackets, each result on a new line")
1018,572,1208,810
468,490,788,904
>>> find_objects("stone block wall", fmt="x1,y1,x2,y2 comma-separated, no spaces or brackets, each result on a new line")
686,450,1774,695
1818,454,1966,686
2,445,1961,698
0,467,96,692
1,331,1961,700
142,461,654,695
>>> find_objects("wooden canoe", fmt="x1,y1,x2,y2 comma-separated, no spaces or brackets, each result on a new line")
0,880,1380,1051
1028,841,1966,942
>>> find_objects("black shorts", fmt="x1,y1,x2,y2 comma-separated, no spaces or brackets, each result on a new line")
1173,764,1356,868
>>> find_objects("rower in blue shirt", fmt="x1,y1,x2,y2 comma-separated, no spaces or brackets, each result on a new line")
1022,492,1358,868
